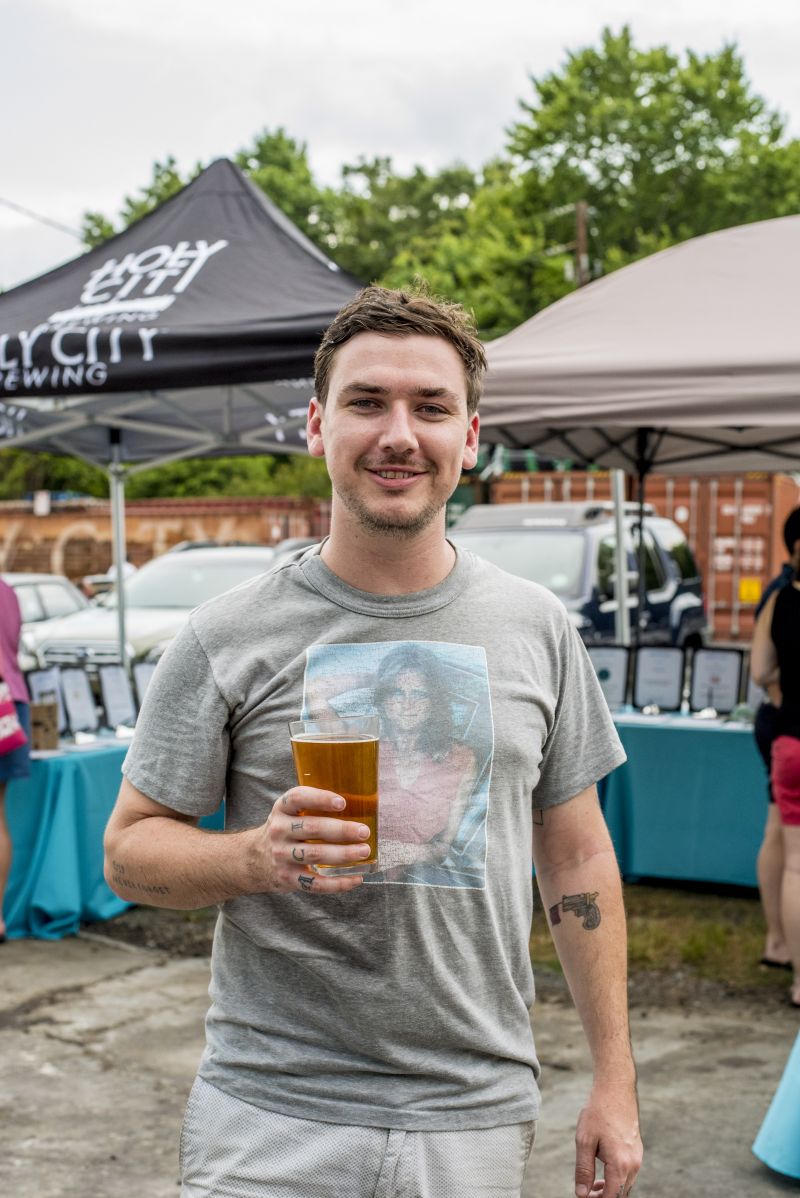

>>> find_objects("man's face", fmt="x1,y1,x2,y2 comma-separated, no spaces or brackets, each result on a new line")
307,332,479,539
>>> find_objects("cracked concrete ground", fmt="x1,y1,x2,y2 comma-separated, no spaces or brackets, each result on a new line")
1,934,798,1197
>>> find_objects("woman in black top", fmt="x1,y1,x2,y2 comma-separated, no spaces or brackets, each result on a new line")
753,509,800,1008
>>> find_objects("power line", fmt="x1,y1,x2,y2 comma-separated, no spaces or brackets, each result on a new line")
0,196,84,240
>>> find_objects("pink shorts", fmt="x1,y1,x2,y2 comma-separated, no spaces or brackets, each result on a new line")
771,736,800,826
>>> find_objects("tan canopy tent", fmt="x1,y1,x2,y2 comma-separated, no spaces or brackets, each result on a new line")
480,214,800,476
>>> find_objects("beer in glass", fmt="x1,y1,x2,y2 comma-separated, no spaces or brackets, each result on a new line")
289,714,379,875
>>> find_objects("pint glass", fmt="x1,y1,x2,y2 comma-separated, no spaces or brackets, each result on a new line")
289,714,380,875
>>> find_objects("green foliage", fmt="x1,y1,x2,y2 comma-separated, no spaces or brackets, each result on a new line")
0,450,331,502
320,156,477,283
125,454,331,500
0,450,108,499
234,128,328,241
508,26,800,278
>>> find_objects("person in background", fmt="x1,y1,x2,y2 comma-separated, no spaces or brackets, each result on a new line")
0,578,32,942
752,507,800,1007
752,513,800,970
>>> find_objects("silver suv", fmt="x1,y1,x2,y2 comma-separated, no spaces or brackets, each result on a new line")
21,545,276,673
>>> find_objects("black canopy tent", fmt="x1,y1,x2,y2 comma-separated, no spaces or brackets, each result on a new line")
0,158,362,663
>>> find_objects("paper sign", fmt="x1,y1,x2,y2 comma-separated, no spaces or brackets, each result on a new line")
739,577,762,605
133,661,158,707
633,648,684,711
690,649,742,713
61,668,99,733
98,665,137,728
587,647,629,709
27,667,67,733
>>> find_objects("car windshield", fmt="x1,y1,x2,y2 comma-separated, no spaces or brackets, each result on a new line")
104,555,272,610
450,529,587,597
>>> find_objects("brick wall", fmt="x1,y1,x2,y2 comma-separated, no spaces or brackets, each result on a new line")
0,496,332,578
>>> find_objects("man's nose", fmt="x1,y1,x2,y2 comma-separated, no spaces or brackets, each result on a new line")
377,404,419,454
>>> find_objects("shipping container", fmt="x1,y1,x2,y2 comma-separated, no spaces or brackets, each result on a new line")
488,471,800,644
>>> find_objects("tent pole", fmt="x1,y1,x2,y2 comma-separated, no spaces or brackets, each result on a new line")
109,431,129,673
611,469,631,646
633,429,650,649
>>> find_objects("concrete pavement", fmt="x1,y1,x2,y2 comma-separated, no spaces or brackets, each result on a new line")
0,933,797,1197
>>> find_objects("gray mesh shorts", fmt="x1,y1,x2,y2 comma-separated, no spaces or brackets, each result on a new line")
180,1076,536,1198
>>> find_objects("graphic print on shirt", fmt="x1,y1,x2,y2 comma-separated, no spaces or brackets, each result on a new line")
302,640,493,888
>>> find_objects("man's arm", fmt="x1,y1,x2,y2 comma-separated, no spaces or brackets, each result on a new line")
532,785,642,1198
103,778,374,908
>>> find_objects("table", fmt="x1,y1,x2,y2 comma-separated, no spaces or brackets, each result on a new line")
753,1032,800,1179
5,741,224,939
602,713,767,887
5,744,130,939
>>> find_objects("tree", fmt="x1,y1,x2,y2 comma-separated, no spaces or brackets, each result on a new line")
381,159,574,339
320,156,477,283
507,27,800,275
82,156,196,246
234,128,329,242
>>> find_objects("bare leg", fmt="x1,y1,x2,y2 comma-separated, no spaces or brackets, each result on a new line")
0,782,10,938
779,824,800,1006
758,804,788,963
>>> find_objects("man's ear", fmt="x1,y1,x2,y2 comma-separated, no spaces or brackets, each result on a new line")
462,413,480,471
306,397,325,458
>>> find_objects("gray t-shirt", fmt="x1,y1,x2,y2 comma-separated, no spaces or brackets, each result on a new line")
123,545,625,1131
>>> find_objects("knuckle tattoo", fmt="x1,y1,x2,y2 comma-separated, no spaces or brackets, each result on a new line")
292,846,305,861
291,820,304,831
298,874,314,892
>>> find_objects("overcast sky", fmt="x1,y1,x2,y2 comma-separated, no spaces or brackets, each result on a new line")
2,0,800,291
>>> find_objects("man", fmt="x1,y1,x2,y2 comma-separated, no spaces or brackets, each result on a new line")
104,285,642,1198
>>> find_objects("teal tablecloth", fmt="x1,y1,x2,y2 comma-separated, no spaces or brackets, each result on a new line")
5,744,131,939
5,742,224,939
602,715,766,887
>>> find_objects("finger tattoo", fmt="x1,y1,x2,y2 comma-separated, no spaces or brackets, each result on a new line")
298,874,314,892
292,847,305,861
291,820,304,831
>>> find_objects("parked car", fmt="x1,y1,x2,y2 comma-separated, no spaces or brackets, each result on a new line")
3,572,90,628
20,545,276,674
449,501,707,648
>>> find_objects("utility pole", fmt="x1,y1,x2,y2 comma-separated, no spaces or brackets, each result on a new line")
575,200,590,286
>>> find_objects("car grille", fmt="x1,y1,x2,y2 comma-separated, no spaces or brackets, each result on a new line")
39,642,121,669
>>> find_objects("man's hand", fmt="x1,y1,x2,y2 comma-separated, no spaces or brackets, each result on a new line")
254,785,373,894
574,1082,643,1198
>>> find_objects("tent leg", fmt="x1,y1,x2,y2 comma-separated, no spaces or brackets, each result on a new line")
633,430,651,649
109,435,129,673
612,469,631,646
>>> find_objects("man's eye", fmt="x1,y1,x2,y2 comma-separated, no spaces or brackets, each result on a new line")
351,398,380,409
419,405,448,417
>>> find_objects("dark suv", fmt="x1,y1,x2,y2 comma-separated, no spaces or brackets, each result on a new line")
449,502,707,648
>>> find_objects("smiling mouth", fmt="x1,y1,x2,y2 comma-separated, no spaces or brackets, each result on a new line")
371,469,423,479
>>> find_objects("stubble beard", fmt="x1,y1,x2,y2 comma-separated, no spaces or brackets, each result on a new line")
336,482,446,539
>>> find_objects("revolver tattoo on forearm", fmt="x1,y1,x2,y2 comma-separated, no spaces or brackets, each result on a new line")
549,891,601,930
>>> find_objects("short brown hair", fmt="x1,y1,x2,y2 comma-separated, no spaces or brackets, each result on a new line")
314,284,487,415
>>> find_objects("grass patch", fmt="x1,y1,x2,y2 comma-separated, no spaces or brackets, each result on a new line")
531,880,788,997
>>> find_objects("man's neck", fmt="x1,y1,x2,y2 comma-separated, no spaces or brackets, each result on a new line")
320,517,456,595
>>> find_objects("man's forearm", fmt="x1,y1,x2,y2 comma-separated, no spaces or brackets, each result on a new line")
535,843,635,1078
105,815,259,910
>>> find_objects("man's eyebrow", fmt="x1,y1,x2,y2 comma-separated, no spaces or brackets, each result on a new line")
339,382,458,401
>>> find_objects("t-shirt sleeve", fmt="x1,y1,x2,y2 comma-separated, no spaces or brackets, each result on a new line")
532,616,626,809
122,617,230,817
